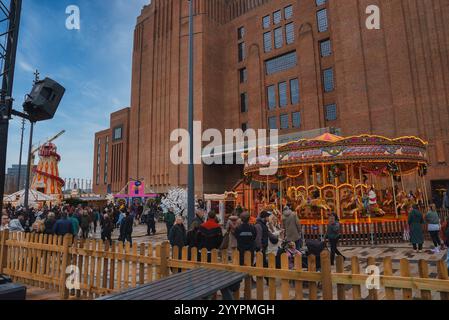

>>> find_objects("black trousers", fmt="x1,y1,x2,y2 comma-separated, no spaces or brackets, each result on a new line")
429,231,441,247
93,221,98,233
166,223,173,239
122,233,132,246
101,233,112,245
147,219,156,235
329,238,344,265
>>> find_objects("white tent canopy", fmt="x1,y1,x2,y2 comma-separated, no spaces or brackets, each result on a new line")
3,189,54,207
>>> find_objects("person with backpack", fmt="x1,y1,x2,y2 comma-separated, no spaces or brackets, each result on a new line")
425,204,443,253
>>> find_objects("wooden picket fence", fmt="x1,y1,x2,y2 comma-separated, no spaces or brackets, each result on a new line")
0,230,448,300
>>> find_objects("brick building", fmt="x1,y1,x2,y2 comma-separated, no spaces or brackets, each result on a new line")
94,0,449,197
93,108,130,195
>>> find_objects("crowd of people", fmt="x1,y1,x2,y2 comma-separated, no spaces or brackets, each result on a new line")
1,199,449,272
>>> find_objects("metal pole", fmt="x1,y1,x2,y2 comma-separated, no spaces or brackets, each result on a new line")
0,0,22,212
187,0,195,227
24,121,34,210
17,118,25,190
391,173,398,218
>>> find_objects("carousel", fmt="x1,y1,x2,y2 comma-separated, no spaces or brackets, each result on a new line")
242,133,429,225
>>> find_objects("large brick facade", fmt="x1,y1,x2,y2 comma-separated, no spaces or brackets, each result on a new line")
93,108,130,195
95,0,449,197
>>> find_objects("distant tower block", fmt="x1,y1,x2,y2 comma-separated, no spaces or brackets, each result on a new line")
31,142,65,202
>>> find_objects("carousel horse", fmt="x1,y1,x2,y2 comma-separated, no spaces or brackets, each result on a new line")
295,193,331,218
396,191,415,212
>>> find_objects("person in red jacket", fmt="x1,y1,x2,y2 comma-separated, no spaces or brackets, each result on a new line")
198,211,223,253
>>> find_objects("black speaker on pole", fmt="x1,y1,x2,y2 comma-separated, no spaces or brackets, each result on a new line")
23,77,65,122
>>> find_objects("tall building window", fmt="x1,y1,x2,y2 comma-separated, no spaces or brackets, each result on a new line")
290,78,300,104
323,68,334,92
238,42,245,62
238,26,245,40
274,27,283,49
104,137,109,184
265,51,297,75
279,82,288,107
316,0,327,6
240,92,248,113
325,104,337,121
239,68,247,83
263,32,272,53
292,112,301,128
241,123,248,132
267,85,276,110
280,114,289,129
320,39,332,57
268,116,278,129
285,23,295,45
274,10,282,24
263,15,271,29
284,5,293,20
96,139,101,185
317,9,328,32
113,127,123,141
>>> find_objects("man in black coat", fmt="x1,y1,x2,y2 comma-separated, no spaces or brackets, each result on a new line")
234,212,257,266
119,211,134,245
145,204,157,236
169,216,187,249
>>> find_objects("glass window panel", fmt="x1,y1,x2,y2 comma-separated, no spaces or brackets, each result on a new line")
284,5,293,20
241,92,248,113
290,78,300,104
238,42,245,62
268,116,277,130
280,114,289,129
279,82,288,108
265,51,297,75
285,23,295,45
317,9,328,32
325,104,337,121
263,15,271,29
323,68,334,92
238,27,245,40
263,32,272,53
239,68,247,83
267,85,276,110
274,27,283,49
320,39,332,57
316,0,326,6
274,10,282,24
292,112,301,128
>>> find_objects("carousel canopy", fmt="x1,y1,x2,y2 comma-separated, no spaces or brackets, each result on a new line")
4,189,54,204
244,134,428,182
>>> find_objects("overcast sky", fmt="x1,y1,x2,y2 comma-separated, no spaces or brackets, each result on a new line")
5,0,148,181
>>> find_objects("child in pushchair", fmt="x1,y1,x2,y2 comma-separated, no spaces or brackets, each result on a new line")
276,239,327,271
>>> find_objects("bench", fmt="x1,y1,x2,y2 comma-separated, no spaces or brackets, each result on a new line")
97,268,247,300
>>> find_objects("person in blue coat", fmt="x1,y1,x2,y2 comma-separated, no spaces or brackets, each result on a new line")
408,205,424,252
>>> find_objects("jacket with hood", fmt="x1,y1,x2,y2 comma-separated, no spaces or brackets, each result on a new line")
198,219,223,251
282,209,301,242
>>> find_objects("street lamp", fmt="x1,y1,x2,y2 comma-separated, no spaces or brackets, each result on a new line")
187,0,195,227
